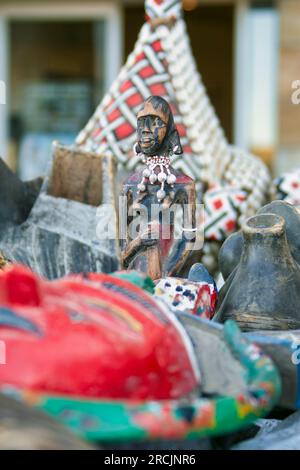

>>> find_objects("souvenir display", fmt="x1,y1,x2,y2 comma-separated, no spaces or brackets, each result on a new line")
2,0,299,451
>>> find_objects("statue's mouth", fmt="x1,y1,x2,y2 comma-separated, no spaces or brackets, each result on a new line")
140,138,154,147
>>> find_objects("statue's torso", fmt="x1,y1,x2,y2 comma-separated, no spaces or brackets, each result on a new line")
122,167,195,277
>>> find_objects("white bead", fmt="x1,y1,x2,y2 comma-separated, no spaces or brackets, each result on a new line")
158,172,167,182
149,173,157,184
157,189,166,201
143,168,151,178
137,183,146,192
167,174,176,185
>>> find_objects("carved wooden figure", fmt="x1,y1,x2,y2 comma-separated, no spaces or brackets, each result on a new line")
121,96,196,280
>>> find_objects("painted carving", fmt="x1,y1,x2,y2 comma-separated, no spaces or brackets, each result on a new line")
121,96,196,280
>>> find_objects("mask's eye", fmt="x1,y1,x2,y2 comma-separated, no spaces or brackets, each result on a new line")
154,117,163,126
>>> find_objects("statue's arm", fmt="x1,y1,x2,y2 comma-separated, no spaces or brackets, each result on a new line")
167,181,197,276
120,187,159,269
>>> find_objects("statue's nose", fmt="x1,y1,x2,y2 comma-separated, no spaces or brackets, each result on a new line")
143,117,153,131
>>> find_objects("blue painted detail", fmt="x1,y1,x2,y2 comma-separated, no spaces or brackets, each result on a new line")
183,289,192,297
245,331,297,348
0,307,42,336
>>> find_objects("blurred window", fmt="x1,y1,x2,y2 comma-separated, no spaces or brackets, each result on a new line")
9,20,105,179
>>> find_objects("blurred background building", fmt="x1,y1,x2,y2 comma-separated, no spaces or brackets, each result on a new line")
0,0,299,179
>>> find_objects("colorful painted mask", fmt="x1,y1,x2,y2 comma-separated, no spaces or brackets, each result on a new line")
0,265,281,443
0,265,199,400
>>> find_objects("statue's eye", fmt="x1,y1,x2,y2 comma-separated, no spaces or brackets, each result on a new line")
155,117,162,126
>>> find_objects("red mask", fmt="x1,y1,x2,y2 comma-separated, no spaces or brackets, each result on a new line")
0,265,199,400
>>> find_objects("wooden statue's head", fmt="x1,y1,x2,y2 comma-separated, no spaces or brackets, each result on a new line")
136,96,182,157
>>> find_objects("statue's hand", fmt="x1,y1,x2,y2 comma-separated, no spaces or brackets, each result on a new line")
140,222,160,247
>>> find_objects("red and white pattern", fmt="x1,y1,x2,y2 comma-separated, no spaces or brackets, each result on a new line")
145,0,183,21
203,184,247,241
273,168,300,206
155,276,217,319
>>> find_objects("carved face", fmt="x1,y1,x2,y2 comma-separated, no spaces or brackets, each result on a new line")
137,102,168,155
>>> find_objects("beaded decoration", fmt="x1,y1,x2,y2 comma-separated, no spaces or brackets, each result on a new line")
136,154,177,201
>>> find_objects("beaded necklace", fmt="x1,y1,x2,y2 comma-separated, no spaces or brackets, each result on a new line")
137,154,177,202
